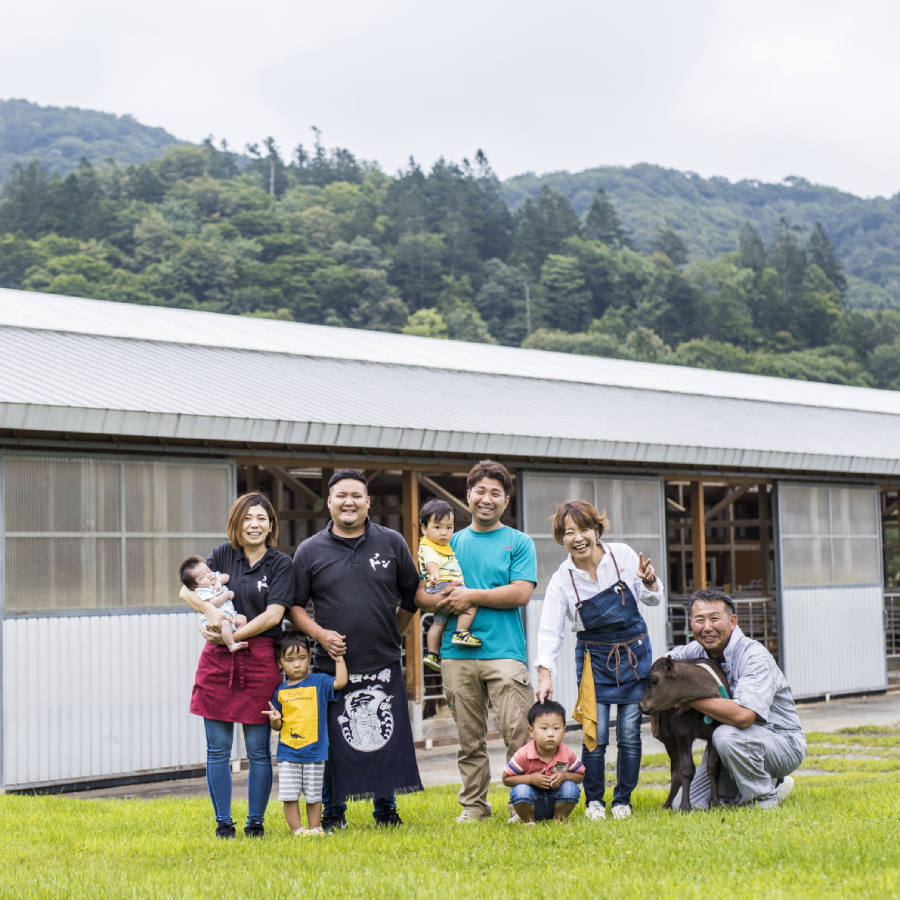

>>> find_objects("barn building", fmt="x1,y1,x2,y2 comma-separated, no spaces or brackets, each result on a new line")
1,288,897,791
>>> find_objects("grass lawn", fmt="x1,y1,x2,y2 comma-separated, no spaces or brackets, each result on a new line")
3,729,900,899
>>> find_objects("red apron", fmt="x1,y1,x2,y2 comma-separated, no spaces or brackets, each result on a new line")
190,636,281,725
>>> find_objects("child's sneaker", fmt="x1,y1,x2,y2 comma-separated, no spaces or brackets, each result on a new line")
292,827,307,836
451,631,483,647
303,827,326,836
424,651,442,672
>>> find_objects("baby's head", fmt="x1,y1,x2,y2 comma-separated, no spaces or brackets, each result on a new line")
275,629,312,682
527,700,568,752
179,556,216,590
419,499,455,546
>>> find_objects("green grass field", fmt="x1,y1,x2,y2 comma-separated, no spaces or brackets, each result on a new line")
3,728,900,900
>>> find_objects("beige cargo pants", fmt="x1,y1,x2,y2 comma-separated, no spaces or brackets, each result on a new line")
441,657,533,818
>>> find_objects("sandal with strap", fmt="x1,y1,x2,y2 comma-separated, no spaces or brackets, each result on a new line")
451,631,483,647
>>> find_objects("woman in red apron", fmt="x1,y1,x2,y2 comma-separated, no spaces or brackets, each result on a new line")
180,493,293,838
534,500,664,820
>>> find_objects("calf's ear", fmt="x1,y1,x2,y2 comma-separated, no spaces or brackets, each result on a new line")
662,656,675,672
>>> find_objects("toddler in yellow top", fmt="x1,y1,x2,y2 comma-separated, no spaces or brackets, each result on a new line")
419,499,481,672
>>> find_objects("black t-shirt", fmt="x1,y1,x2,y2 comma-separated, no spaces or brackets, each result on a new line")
292,520,420,674
206,543,294,639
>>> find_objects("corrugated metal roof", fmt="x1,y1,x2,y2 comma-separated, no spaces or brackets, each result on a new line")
3,291,900,476
4,288,900,416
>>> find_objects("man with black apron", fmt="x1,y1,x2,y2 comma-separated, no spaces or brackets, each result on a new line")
290,469,423,831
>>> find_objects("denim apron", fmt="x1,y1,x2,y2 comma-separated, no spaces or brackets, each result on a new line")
572,546,653,705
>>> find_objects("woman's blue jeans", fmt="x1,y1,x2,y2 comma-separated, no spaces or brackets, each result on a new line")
204,718,273,826
582,702,643,808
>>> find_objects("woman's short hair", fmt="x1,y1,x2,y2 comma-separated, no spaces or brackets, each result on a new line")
551,500,610,544
226,492,279,550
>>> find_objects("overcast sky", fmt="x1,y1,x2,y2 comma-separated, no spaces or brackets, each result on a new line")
6,0,899,197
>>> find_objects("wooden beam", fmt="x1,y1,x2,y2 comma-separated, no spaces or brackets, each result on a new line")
419,475,470,520
401,469,423,703
263,466,324,509
705,484,753,522
691,480,707,591
666,496,686,512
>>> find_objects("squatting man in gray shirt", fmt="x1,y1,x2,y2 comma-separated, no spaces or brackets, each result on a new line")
666,588,807,808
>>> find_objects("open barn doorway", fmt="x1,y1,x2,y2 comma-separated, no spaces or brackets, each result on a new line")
665,480,777,659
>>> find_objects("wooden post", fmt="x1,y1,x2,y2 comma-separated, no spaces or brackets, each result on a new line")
401,469,423,702
758,483,770,596
691,480,707,591
272,477,285,553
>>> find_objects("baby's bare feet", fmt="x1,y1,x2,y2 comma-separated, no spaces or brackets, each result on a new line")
228,642,249,653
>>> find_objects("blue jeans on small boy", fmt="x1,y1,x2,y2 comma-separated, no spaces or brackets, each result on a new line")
582,701,642,808
509,780,581,820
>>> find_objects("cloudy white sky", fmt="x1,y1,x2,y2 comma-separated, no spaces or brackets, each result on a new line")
5,0,899,197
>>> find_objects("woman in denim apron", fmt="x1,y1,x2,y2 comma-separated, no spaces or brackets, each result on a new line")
534,500,665,820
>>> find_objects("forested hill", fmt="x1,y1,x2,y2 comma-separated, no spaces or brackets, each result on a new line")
504,166,900,310
0,100,182,181
3,113,900,393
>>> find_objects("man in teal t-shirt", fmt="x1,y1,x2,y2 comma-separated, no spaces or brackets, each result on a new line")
418,459,536,823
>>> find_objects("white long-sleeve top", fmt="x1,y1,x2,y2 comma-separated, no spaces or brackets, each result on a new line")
534,542,665,678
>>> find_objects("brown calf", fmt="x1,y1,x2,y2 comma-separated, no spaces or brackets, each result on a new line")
639,656,731,812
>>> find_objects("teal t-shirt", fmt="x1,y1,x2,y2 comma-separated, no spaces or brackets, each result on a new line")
441,525,537,663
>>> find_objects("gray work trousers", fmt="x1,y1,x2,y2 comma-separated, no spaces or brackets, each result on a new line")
689,723,807,808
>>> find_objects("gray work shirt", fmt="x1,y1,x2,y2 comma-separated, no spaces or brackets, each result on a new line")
668,626,803,734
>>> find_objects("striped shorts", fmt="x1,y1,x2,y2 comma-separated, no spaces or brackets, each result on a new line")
277,760,325,802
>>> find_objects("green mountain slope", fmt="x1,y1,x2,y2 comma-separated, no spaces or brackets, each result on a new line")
503,165,900,308
0,99,183,181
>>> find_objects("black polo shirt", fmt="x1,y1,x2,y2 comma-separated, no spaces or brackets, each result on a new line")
206,543,293,639
293,520,419,674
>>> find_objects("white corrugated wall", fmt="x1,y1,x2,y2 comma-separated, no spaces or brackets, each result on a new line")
781,585,886,698
777,483,887,699
2,612,205,788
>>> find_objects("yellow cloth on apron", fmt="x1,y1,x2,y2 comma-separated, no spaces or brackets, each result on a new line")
572,649,598,752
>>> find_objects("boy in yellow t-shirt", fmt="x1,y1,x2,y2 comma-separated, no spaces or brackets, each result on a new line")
264,631,348,835
419,499,480,672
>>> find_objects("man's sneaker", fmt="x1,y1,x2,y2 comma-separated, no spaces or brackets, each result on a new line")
506,810,523,825
375,811,403,827
215,823,236,839
244,821,265,838
451,630,483,647
584,801,606,821
611,804,632,820
321,816,348,833
775,775,795,804
455,811,483,824
424,651,442,672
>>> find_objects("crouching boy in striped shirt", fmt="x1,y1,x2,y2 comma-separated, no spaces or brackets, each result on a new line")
502,700,585,825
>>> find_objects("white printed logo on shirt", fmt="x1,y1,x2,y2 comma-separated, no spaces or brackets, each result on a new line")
369,552,391,571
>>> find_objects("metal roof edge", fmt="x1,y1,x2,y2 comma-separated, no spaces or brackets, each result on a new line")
3,402,900,478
